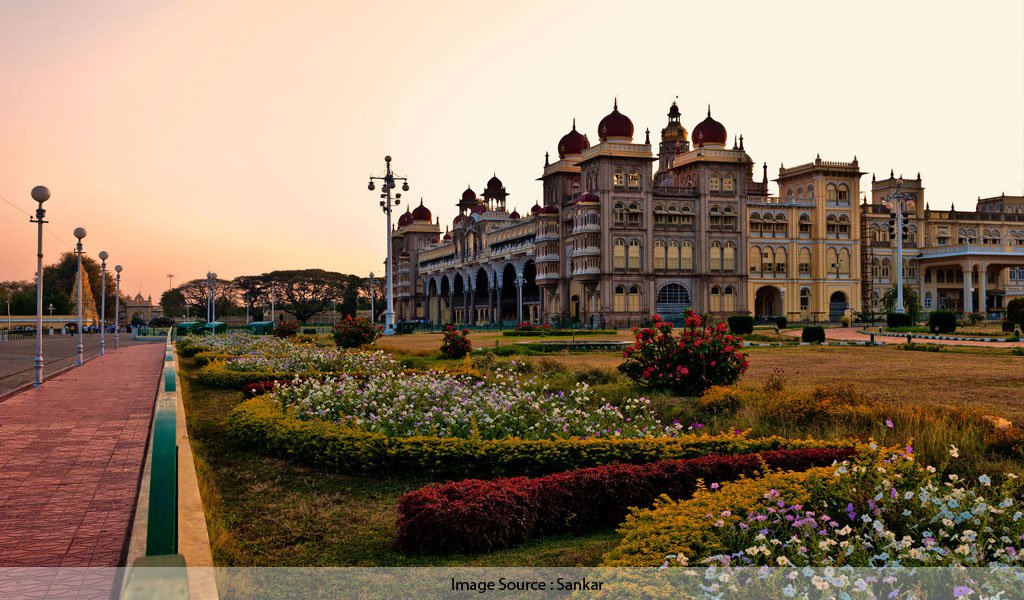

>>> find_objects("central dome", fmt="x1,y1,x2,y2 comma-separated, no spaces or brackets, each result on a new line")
411,199,431,221
598,99,634,142
557,119,590,158
692,106,727,147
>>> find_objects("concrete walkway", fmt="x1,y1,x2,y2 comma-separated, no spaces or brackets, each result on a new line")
0,343,164,568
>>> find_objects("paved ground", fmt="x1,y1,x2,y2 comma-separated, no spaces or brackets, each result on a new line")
782,326,1024,348
0,343,164,572
0,334,148,397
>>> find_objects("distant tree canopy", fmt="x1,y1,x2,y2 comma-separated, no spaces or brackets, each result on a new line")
881,285,921,323
2,252,123,316
163,278,239,320
234,269,361,324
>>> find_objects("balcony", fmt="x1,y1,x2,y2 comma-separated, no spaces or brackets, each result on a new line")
571,223,601,234
571,266,601,278
536,272,560,283
535,231,560,242
535,253,560,263
918,244,1024,260
653,186,698,198
569,247,601,257
748,196,815,207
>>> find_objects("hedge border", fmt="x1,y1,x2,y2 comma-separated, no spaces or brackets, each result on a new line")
226,397,850,478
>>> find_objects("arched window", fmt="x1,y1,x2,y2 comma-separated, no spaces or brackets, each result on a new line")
723,242,736,272
799,213,811,237
774,212,787,237
614,285,626,311
762,246,775,274
750,246,762,274
837,184,850,205
723,206,736,229
796,186,803,198
709,174,721,192
750,212,763,237
870,257,879,278
826,214,838,238
613,239,626,270
654,240,667,270
775,247,787,273
880,258,891,278
799,247,811,276
627,169,640,188
656,283,692,317
723,286,735,312
710,206,723,229
613,169,625,187
838,249,851,276
904,258,916,279
627,285,641,311
627,240,642,271
680,205,694,227
653,204,666,225
800,288,810,311
627,203,642,226
613,202,626,225
826,183,838,205
710,242,723,271
937,269,945,283
723,175,734,192
924,291,933,309
667,240,680,270
710,286,722,312
787,188,794,200
837,215,851,238
681,241,694,270
826,248,839,276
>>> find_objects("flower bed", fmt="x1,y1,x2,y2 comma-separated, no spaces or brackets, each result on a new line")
395,447,855,554
223,347,397,375
271,368,664,439
176,332,284,357
226,397,849,477
605,445,1024,569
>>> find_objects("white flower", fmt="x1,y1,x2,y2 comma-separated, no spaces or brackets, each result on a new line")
950,445,960,458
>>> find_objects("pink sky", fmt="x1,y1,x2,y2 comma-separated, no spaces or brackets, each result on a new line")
1,0,1022,300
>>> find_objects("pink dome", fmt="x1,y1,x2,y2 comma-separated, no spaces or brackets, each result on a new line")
693,106,727,146
598,99,634,142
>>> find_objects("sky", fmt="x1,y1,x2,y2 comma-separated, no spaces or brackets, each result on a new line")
0,0,1022,300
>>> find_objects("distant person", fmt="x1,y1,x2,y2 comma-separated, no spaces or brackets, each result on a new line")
600,314,606,330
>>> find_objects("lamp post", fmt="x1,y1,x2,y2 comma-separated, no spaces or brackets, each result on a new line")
270,283,275,325
5,297,10,332
30,186,49,385
98,251,108,356
114,266,122,349
884,179,916,314
48,303,54,317
367,156,409,335
73,227,87,367
369,272,375,324
206,272,218,322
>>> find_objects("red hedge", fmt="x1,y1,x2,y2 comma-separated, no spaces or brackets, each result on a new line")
394,447,853,554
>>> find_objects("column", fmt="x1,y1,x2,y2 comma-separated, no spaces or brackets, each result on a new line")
469,283,476,325
539,289,545,324
493,286,501,323
963,261,973,314
979,262,987,317
515,277,524,323
449,291,456,324
462,285,470,325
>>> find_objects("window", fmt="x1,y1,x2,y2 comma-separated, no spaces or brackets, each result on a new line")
627,203,642,226
613,169,625,187
710,206,722,229
826,215,838,238
906,224,918,246
871,257,880,278
837,184,850,206
775,247,787,273
826,184,838,205
653,204,666,225
750,246,762,274
799,214,811,237
924,291,933,309
723,286,735,312
680,205,694,227
709,174,720,192
723,242,736,272
627,285,640,311
627,240,641,271
837,215,850,238
904,259,916,279
838,249,851,275
667,241,680,270
723,207,737,230
710,286,722,312
614,286,626,311
723,175,734,192
937,269,945,283
613,202,626,225
925,268,931,283
613,239,626,269
774,212,787,237
800,288,810,311
627,170,640,188
654,241,667,270
881,258,891,278
710,242,722,271
762,247,775,274
799,248,811,276
681,242,693,270
750,212,763,237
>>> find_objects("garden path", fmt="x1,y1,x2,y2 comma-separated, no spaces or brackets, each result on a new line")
0,343,163,572
782,326,1024,348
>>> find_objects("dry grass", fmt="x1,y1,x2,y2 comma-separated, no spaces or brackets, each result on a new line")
375,330,637,353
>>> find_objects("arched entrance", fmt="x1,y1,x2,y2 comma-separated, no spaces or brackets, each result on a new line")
829,291,849,322
656,283,692,323
521,261,539,323
499,264,516,322
754,286,782,318
473,269,489,324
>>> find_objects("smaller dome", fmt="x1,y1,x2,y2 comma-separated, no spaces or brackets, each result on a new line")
576,192,599,204
486,174,503,190
461,187,476,202
411,199,431,221
530,203,542,216
692,106,727,146
442,232,451,240
470,203,486,215
453,213,465,225
509,209,521,219
557,119,590,158
398,208,413,227
541,205,559,215
598,99,634,142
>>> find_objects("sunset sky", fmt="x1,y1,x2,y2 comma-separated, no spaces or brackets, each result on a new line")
1,0,1021,301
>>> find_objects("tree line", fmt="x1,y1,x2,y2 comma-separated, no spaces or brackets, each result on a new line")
1,252,120,317
159,269,386,324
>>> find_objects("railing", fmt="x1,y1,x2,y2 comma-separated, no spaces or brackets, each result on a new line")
653,186,698,197
918,244,1024,258
749,196,816,206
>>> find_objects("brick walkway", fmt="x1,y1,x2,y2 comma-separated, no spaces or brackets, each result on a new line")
0,343,164,568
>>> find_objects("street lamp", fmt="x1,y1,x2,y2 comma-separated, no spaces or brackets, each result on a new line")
73,227,87,367
48,303,54,317
367,155,409,335
30,185,49,385
98,251,108,356
884,179,916,314
369,272,375,324
114,265,122,349
206,272,218,322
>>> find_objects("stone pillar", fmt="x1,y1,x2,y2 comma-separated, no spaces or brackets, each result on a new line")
448,291,456,324
515,277,524,323
469,284,476,325
462,284,470,325
963,262,973,314
539,289,546,324
494,286,502,323
979,262,988,317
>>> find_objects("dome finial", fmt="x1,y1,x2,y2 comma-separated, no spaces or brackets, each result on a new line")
645,128,651,144
614,97,618,110
572,118,576,130
707,104,711,118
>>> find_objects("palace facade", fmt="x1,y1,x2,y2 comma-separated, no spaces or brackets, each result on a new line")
390,101,1024,327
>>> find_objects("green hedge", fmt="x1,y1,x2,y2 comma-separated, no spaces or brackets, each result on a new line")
928,310,958,334
196,362,308,389
886,313,914,328
801,326,825,343
193,351,232,367
225,397,849,478
1008,298,1024,327
501,329,616,337
727,315,754,335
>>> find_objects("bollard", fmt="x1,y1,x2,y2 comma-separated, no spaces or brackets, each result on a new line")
164,368,176,392
907,334,913,345
870,333,875,344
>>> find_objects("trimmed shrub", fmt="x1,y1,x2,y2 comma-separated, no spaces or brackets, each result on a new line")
241,379,293,399
274,320,300,338
727,315,754,335
1002,320,1016,333
886,312,913,328
928,310,958,334
332,315,381,348
440,326,471,358
193,351,232,367
197,362,311,389
394,448,854,554
774,316,788,329
618,312,748,396
1008,298,1024,327
226,397,848,478
801,325,825,343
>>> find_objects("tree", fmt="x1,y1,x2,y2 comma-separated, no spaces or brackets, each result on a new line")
880,286,921,323
160,288,187,318
357,276,386,322
234,269,360,324
169,278,239,320
42,252,120,318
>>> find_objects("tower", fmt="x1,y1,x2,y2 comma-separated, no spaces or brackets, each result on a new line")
658,100,689,173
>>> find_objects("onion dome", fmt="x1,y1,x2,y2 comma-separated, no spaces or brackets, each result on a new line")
461,187,476,202
541,205,559,214
470,203,486,215
576,192,599,204
598,99,634,142
453,213,465,226
397,207,413,227
411,199,432,221
692,106,727,147
530,203,542,216
508,208,521,219
557,119,591,158
442,232,451,240
486,174,503,191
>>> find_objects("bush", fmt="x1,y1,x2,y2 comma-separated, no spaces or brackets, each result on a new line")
274,320,300,338
800,325,825,343
193,351,232,367
501,329,614,337
774,316,788,329
332,316,381,348
928,310,958,334
226,397,848,477
898,343,946,353
886,312,913,328
394,448,854,554
242,380,292,399
840,315,851,328
698,386,745,415
618,312,748,397
196,362,302,389
1008,298,1024,326
440,326,471,358
727,315,754,335
1002,320,1017,333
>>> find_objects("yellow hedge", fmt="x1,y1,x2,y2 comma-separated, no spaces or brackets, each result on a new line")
226,397,848,478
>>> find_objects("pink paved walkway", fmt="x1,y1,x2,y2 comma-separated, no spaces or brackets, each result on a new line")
0,344,164,568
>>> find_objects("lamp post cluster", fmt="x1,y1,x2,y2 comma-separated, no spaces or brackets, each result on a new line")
884,178,916,314
28,186,125,385
367,156,409,336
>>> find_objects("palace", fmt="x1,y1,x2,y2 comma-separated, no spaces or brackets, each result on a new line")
390,101,1024,327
